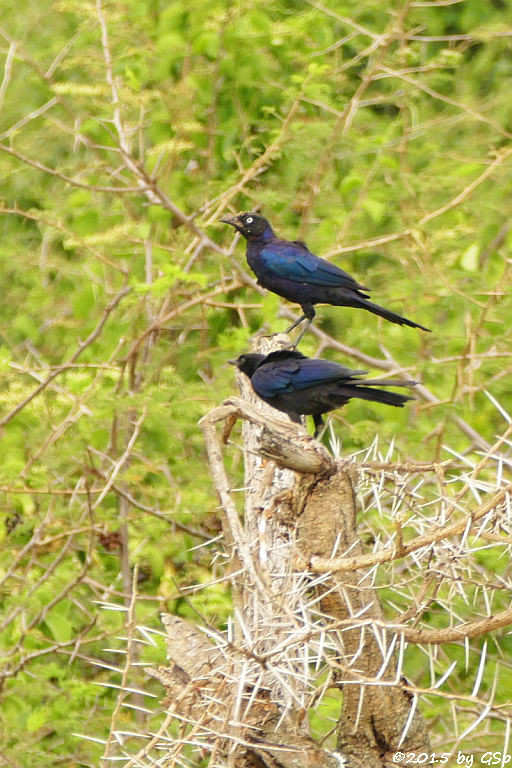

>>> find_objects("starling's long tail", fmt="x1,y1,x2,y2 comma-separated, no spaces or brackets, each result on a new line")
349,380,416,407
352,297,430,332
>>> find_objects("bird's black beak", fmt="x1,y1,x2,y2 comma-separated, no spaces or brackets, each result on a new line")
220,214,242,230
227,359,237,366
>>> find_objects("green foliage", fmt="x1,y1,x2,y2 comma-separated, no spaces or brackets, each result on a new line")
1,0,512,762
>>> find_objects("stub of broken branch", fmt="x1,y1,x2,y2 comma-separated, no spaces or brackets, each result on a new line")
147,613,345,768
200,395,334,475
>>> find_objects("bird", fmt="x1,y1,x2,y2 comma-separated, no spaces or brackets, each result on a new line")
229,349,416,437
221,212,430,344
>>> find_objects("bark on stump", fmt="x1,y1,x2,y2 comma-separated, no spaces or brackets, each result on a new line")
149,334,430,767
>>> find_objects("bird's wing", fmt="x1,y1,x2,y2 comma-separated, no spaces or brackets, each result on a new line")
253,357,367,398
259,240,368,290
251,357,303,398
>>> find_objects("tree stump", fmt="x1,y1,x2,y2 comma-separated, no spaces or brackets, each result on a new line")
149,334,430,767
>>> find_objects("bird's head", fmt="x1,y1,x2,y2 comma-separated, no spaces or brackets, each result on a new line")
228,353,266,378
221,212,273,241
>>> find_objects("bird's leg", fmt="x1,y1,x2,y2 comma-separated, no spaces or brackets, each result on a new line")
284,313,308,334
292,318,313,348
312,414,324,439
317,418,331,443
284,307,316,348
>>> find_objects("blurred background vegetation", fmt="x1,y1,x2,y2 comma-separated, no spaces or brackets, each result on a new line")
1,0,512,764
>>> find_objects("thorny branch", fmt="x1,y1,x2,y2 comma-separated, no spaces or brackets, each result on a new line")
195,347,433,766
191,357,512,764
309,484,512,574
102,566,140,763
1,1,512,764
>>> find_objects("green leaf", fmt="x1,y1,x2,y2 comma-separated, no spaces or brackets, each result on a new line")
460,243,479,271
43,603,73,643
362,198,386,224
26,707,48,733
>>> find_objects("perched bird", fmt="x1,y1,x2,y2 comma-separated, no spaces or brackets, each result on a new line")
229,349,415,437
221,212,430,343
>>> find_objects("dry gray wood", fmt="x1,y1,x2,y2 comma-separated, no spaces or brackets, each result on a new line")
150,333,430,767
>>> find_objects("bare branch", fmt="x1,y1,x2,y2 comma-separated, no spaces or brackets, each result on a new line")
0,286,129,428
0,39,16,112
0,142,143,192
310,485,512,574
202,396,334,475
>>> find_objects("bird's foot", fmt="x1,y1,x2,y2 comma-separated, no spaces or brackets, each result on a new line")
258,331,283,340
279,340,298,350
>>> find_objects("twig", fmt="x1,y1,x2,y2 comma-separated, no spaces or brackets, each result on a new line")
96,0,226,253
92,408,147,510
122,279,242,361
0,40,16,111
0,143,142,192
310,485,512,574
102,566,140,763
398,605,512,644
0,287,129,428
279,306,492,451
198,407,267,592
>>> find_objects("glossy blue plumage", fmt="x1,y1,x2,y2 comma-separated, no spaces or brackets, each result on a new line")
231,349,415,436
251,352,366,399
256,240,368,291
221,212,430,336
